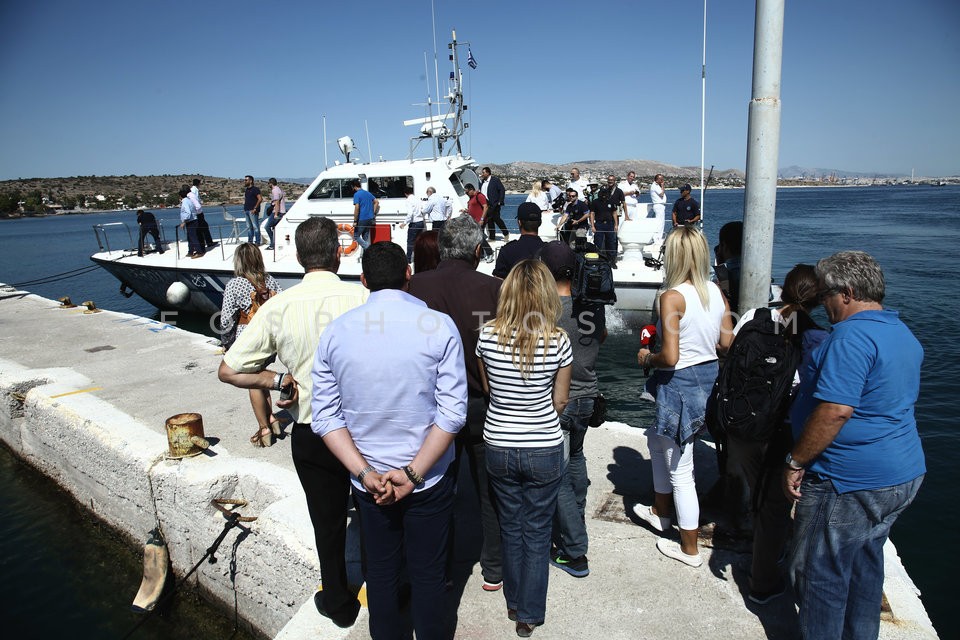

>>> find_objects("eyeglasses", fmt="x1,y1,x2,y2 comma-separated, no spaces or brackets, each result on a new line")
817,289,840,302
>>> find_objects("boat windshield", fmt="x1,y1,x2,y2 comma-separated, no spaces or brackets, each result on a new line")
308,175,414,200
308,177,359,200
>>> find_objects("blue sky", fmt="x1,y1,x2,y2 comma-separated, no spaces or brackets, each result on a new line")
1,0,957,180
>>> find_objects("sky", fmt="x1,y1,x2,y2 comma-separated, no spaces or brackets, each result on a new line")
1,0,957,180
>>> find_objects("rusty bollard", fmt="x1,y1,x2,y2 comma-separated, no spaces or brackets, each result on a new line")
165,412,210,459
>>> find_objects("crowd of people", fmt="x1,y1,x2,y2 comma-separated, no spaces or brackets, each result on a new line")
209,186,924,639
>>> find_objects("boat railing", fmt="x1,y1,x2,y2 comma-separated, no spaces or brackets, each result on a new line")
94,221,171,255
93,222,136,254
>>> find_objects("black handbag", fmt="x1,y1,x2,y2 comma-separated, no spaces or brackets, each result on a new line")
588,393,607,428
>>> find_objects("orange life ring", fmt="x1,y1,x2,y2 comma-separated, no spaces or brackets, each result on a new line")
337,224,359,256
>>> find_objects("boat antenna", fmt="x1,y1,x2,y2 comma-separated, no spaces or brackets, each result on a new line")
431,0,442,156
404,28,469,159
322,115,328,169
365,120,373,164
700,0,708,216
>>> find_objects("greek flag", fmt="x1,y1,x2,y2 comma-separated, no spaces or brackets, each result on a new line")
467,47,478,69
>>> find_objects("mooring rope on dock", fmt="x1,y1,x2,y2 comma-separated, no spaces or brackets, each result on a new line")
9,264,102,288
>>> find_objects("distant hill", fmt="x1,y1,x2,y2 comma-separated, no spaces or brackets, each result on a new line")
0,175,306,214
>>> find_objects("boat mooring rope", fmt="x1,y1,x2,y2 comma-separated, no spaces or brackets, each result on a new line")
9,264,102,288
121,509,254,639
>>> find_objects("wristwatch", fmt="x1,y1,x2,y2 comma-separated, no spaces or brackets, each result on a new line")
785,452,804,470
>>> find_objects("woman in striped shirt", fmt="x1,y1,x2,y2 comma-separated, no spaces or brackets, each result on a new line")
476,259,572,637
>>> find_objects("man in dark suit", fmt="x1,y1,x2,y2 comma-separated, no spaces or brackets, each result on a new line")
407,215,504,593
135,208,164,257
479,166,508,242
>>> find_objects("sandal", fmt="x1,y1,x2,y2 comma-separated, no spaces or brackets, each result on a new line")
250,424,274,448
269,415,292,436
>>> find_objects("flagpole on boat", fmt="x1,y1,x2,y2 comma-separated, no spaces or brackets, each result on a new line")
740,0,786,315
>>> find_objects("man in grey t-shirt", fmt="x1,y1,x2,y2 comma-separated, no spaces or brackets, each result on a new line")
537,241,606,578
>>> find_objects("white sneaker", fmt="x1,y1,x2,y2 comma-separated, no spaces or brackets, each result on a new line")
656,538,703,568
632,504,671,532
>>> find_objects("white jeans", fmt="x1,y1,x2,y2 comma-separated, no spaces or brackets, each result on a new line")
647,430,699,530
651,204,666,242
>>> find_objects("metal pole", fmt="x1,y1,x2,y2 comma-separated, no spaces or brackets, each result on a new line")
740,0,785,315
700,0,707,210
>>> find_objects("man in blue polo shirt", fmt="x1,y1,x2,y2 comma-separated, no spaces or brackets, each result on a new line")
351,179,379,251
783,250,925,640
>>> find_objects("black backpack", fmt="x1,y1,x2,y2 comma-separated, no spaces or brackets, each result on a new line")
572,251,617,306
706,308,800,442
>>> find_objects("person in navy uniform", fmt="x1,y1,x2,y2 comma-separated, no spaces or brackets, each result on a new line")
135,208,164,257
672,183,701,227
493,203,544,279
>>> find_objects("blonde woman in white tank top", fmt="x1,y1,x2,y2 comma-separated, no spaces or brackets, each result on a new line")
634,226,733,567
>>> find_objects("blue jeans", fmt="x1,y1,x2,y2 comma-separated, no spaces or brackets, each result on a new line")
354,218,374,250
486,443,563,625
244,209,261,243
788,473,923,640
405,221,425,262
264,210,283,247
553,396,593,558
353,473,454,640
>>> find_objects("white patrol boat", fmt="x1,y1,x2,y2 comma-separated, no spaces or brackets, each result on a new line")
90,31,666,328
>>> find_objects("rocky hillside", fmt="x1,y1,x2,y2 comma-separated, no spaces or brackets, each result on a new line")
0,175,305,214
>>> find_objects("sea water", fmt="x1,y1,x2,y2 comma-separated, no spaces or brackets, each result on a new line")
1,186,957,636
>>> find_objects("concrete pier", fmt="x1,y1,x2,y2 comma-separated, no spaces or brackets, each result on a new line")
0,285,938,639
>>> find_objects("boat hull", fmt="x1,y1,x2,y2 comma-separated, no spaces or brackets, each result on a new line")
92,236,660,327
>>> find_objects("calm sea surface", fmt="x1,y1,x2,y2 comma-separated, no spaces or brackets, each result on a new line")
0,186,957,636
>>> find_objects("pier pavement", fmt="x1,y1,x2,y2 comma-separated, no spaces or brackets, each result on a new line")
0,286,938,639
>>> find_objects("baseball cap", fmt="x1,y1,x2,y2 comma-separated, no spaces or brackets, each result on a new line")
517,202,542,223
680,183,692,192
538,241,577,280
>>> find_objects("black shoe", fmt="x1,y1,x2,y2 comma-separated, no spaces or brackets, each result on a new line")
550,552,589,578
508,608,517,621
313,591,361,628
516,621,538,637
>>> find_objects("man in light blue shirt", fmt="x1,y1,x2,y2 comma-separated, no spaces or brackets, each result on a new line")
312,241,467,640
178,184,203,257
